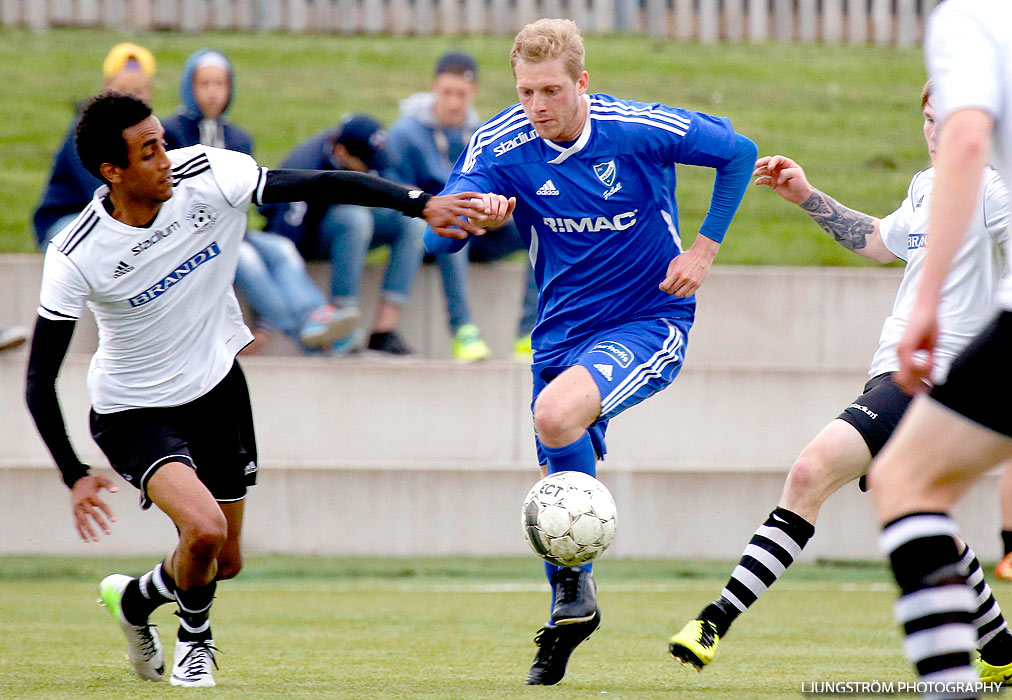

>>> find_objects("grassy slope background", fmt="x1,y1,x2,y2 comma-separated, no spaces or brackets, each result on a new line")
1,29,925,262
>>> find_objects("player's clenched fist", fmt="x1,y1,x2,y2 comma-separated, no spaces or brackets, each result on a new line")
468,193,517,230
422,191,490,239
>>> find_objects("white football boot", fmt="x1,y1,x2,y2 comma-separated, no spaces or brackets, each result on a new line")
170,639,218,687
98,574,165,681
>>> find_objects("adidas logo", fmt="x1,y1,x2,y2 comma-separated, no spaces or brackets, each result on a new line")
536,179,559,196
112,260,135,278
593,363,614,381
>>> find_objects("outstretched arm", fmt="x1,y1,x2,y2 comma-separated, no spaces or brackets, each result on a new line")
754,155,896,264
25,316,119,542
423,193,516,254
260,169,488,238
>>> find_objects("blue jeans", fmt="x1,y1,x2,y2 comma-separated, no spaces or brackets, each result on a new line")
435,222,538,337
316,205,425,307
234,230,326,337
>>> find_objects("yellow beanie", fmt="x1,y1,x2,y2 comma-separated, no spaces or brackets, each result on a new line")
102,43,157,80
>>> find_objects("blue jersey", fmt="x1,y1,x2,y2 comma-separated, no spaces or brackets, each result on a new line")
440,93,741,352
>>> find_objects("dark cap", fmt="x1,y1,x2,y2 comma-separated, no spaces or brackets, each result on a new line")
335,113,388,172
435,51,478,81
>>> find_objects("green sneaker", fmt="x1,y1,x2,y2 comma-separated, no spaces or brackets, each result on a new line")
512,334,533,362
974,657,1012,684
669,619,720,671
99,574,165,681
453,324,491,362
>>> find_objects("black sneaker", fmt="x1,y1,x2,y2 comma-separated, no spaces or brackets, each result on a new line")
525,611,601,685
551,567,598,624
367,330,413,356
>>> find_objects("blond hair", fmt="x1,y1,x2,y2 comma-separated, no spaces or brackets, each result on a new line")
920,79,932,111
510,18,585,81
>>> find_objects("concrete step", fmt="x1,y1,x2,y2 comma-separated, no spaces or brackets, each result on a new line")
4,354,1003,560
0,254,902,368
4,355,872,471
1,464,1001,561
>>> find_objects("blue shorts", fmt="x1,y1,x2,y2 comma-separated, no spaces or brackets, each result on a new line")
531,316,691,465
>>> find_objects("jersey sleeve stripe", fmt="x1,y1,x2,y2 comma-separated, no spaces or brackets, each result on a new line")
39,305,79,321
590,113,688,136
172,153,209,175
252,167,268,206
591,102,691,130
172,164,211,187
592,99,691,123
61,213,100,256
56,209,97,254
464,113,531,172
172,156,210,180
463,107,529,172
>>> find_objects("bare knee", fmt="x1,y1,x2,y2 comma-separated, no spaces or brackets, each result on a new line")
181,513,228,560
533,394,578,446
216,553,243,581
780,451,837,520
785,454,824,495
533,406,563,445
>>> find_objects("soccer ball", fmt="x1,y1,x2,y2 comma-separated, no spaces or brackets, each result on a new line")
522,471,617,567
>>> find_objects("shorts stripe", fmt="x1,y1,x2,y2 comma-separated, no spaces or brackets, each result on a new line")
600,320,683,415
139,454,195,508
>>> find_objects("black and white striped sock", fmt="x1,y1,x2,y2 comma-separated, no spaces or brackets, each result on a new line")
176,581,216,643
960,544,1012,665
700,507,815,637
121,561,176,626
881,513,977,697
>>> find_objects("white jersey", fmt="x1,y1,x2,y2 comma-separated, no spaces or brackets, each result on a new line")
870,166,1008,383
926,0,1012,310
38,146,268,413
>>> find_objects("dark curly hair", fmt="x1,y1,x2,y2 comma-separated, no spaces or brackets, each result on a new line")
75,91,153,184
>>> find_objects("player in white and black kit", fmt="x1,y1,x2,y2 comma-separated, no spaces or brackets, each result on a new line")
23,92,497,688
868,2,1012,698
669,80,1012,686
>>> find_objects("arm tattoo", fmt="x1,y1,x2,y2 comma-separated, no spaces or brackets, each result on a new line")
800,189,876,250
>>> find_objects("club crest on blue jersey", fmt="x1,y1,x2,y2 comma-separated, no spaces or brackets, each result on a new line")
593,160,617,187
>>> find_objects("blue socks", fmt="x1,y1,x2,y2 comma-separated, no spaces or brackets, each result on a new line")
542,431,597,620
542,431,596,478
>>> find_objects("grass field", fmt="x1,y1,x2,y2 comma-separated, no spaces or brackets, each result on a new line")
0,555,978,699
0,29,927,264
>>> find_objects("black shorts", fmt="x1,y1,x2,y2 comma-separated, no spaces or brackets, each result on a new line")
90,361,258,510
930,311,1012,438
837,372,915,458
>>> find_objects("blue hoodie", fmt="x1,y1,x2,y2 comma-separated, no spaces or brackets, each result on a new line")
161,49,254,155
31,114,102,247
386,91,479,194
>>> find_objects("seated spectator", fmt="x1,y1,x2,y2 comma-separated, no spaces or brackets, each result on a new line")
261,114,425,356
387,51,538,362
162,48,356,354
33,43,156,249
